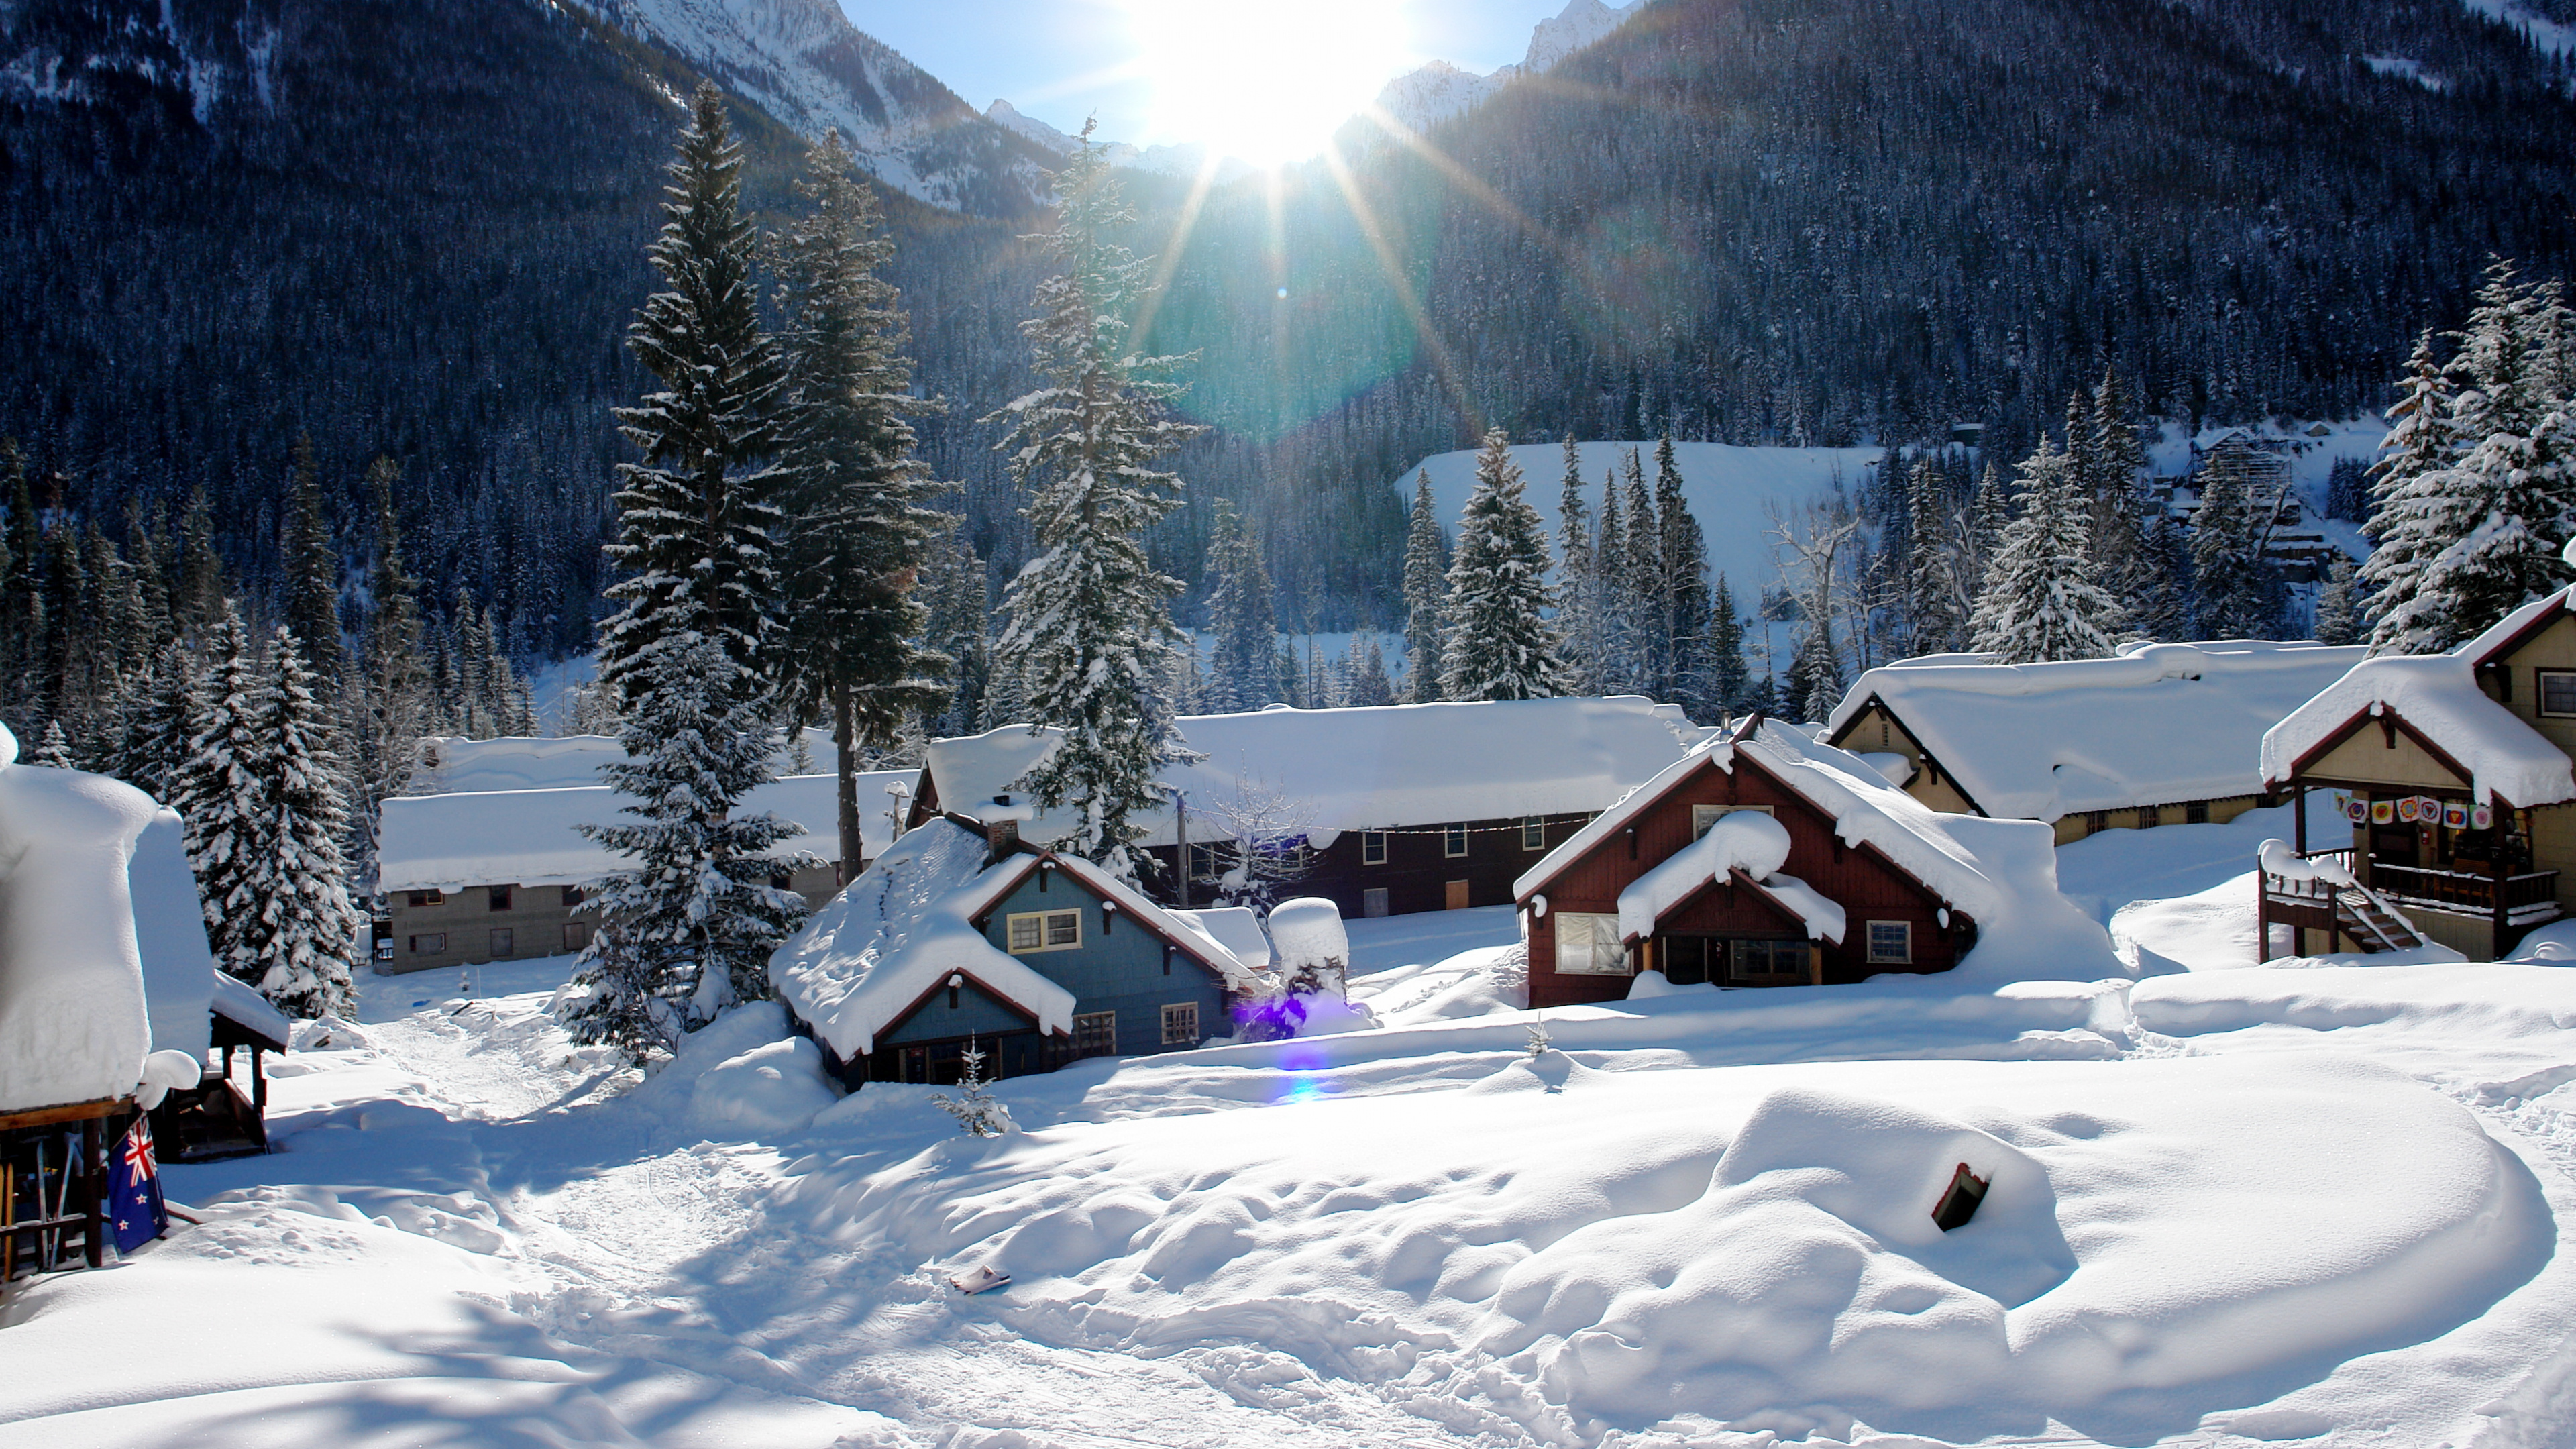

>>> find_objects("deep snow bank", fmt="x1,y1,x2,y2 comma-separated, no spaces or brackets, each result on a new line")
780,1052,2541,1436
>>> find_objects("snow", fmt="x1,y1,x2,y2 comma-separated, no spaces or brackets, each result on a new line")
1265,896,1348,971
0,740,161,1113
407,728,840,794
2260,645,2576,806
2462,0,2576,59
1830,639,2369,821
932,696,1713,851
1370,0,1644,133
128,808,215,1058
210,971,292,1049
1172,906,1271,969
1613,808,1793,939
1392,439,1886,673
377,769,909,894
2366,54,2447,89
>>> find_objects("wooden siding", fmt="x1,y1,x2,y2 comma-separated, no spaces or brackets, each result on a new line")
379,865,844,975
2482,612,2576,760
1521,754,1971,1010
1139,811,1593,918
2298,722,2473,794
971,869,1231,1061
1825,700,1982,816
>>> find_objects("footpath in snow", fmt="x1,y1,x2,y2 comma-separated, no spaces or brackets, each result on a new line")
7,836,2576,1446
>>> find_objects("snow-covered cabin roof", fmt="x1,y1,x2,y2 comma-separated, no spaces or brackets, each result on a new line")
771,818,1256,1061
0,723,160,1114
407,728,839,794
376,771,913,894
210,972,292,1051
1172,906,1271,970
924,697,1716,849
131,809,216,1057
2261,591,2576,807
1515,720,2013,926
1825,640,2369,820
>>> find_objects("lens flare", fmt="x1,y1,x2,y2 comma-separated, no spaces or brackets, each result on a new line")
1126,0,1409,165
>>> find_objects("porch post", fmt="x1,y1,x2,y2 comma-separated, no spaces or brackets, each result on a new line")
80,1116,104,1269
2294,782,2307,856
2493,828,2510,959
2255,879,2271,964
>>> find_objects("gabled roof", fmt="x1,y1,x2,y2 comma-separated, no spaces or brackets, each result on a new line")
1515,720,2010,925
1825,641,2368,820
923,696,1717,849
211,973,290,1053
2261,649,2576,806
377,771,914,894
409,729,840,794
770,818,1256,1062
2467,584,2576,671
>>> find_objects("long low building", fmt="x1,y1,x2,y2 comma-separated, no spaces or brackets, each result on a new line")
914,697,1717,918
376,767,913,975
1823,640,2368,843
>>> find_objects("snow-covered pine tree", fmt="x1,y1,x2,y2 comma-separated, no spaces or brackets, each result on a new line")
1401,470,1448,702
568,619,809,1063
1902,457,1962,655
172,605,272,987
2190,441,2290,640
2131,513,2196,643
1965,461,2012,601
771,129,951,873
922,528,990,737
2314,554,2364,645
2361,331,2465,651
1968,438,2126,663
1619,449,1662,692
1787,619,1845,723
1654,434,1713,706
1555,435,1601,695
1707,573,1749,715
1201,499,1279,712
1440,429,1567,701
984,123,1205,883
1346,636,1396,706
174,486,227,639
352,458,430,889
1592,466,1637,694
280,435,347,680
252,626,356,1018
2088,370,2157,630
27,718,72,767
598,82,790,704
107,640,199,802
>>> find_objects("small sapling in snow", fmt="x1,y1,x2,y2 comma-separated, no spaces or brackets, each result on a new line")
1526,1016,1553,1059
934,1039,1015,1138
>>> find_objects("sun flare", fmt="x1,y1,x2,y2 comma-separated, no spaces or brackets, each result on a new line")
1127,0,1411,166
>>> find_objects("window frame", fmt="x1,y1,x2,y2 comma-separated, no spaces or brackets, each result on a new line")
1160,1002,1200,1046
1006,908,1084,954
1442,823,1469,858
490,926,515,957
1553,912,1631,975
1692,803,1774,837
1728,937,1809,983
1362,830,1388,865
1865,920,1913,965
487,884,514,912
2185,799,2210,825
1073,1010,1118,1059
2540,669,2576,718
1362,887,1389,918
409,932,447,956
405,889,443,908
562,921,592,954
1521,816,1546,851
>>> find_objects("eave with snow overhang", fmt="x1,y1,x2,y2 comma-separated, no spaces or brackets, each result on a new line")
1825,641,2367,843
1513,718,2006,1005
2258,588,2576,961
772,815,1256,1088
914,697,1716,920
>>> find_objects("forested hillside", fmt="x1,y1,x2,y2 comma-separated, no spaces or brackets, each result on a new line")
0,0,2569,650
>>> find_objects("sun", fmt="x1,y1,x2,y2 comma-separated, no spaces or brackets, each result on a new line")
1126,0,1411,166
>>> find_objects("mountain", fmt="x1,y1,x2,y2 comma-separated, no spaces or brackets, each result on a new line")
1372,0,1644,133
982,99,1252,185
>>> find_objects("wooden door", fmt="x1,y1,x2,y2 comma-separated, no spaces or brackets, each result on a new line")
1444,879,1470,910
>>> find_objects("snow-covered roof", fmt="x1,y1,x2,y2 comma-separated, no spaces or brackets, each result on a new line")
376,771,913,894
210,972,291,1051
409,729,842,795
1825,640,2369,820
1612,808,1848,943
926,697,1716,849
771,818,1256,1061
131,809,215,1058
1173,906,1271,970
1517,720,2012,926
2259,627,2576,808
0,726,159,1113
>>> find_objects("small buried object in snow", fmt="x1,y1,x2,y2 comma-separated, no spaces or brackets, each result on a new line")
949,1265,1011,1295
1931,1161,1989,1232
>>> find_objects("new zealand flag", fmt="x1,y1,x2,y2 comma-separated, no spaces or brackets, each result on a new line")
109,1116,168,1254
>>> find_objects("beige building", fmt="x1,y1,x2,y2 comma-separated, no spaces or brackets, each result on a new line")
2259,590,2576,961
1825,641,2367,845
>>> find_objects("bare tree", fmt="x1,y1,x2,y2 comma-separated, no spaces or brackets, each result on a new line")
1191,771,1317,910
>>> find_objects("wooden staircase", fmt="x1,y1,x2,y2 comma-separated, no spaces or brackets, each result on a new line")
2330,885,2427,953
2257,846,2431,957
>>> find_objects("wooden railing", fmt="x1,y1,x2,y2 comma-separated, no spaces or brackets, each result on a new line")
2367,862,2560,917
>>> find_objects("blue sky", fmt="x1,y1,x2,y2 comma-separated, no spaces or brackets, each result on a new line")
834,1,1587,150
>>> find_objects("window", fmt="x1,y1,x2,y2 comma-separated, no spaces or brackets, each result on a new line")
1073,1010,1118,1058
560,885,584,908
1866,920,1912,964
770,872,794,892
1006,908,1083,953
1443,823,1468,858
1362,888,1389,918
1522,816,1546,851
562,921,592,953
2542,670,2576,718
1554,912,1629,975
1362,831,1387,865
2185,799,2210,825
490,928,515,957
1693,804,1773,837
1729,938,1809,983
2138,804,2161,829
2085,811,2109,835
1189,842,1222,879
409,933,447,955
488,884,513,912
405,889,443,908
374,938,395,961
1161,1002,1200,1045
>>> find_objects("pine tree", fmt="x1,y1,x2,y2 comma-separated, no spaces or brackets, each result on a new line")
1346,636,1396,706
2314,554,2364,645
174,487,225,639
1555,436,1601,694
1968,438,2126,663
27,719,72,768
1902,458,1962,654
771,130,950,872
598,82,790,703
0,446,30,715
1654,434,1712,706
2190,441,2290,639
1619,448,1661,690
172,606,271,988
922,527,991,737
354,458,431,886
1440,429,1566,701
38,517,85,722
984,123,1205,882
1787,620,1845,722
1201,500,1280,712
1401,470,1448,702
280,435,347,678
1593,466,1640,694
253,627,357,1018
1707,573,1749,714
105,641,198,802
1965,461,2012,602
568,620,809,1063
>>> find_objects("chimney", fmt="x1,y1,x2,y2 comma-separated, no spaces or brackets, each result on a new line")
985,795,1020,865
